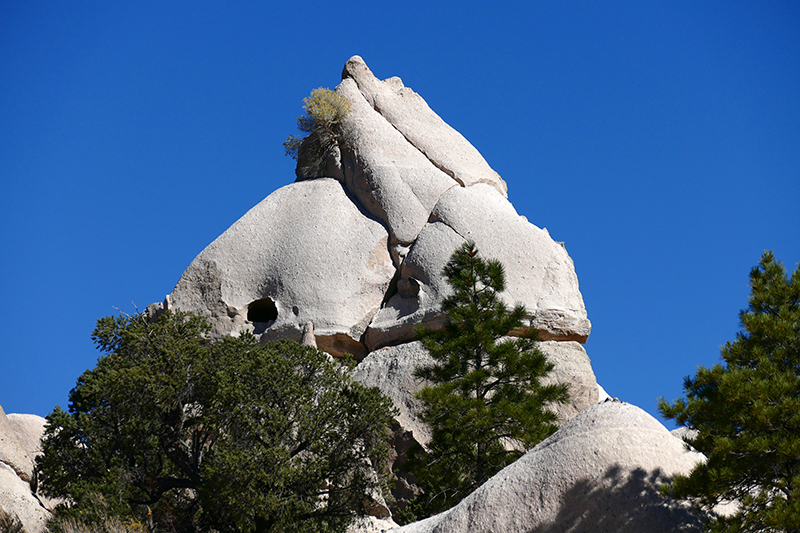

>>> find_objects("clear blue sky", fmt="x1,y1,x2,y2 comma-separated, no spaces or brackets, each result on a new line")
2,2,798,428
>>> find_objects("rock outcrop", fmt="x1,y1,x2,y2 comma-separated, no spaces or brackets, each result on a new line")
391,400,707,533
2,56,711,531
160,55,599,516
0,404,34,484
0,406,51,533
166,56,591,360
166,178,395,359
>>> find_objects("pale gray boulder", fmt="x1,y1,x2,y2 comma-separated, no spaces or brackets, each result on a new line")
597,383,612,402
168,178,395,359
393,400,707,533
6,414,46,461
0,406,50,533
0,463,50,533
538,341,599,423
354,338,599,516
365,184,590,350
347,515,399,533
0,404,33,483
352,341,435,447
6,413,62,512
342,56,507,197
334,77,457,248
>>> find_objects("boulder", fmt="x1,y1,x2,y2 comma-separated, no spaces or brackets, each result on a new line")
353,340,598,449
6,414,46,460
352,341,435,448
168,178,395,359
0,404,33,483
392,400,707,533
538,341,599,423
0,406,49,533
347,515,400,533
365,184,590,349
342,56,507,197
0,463,50,533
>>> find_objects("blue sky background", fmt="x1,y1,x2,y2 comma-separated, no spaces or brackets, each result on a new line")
2,2,798,428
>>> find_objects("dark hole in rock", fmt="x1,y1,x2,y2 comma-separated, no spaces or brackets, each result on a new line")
247,297,278,323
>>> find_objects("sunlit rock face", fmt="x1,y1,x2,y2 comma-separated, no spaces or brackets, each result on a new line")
162,55,598,516
166,56,590,359
392,401,707,533
0,405,51,533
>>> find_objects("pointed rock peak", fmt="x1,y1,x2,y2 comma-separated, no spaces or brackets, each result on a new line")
342,55,371,83
339,56,508,197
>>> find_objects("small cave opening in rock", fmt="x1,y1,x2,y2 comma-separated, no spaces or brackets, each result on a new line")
247,297,278,323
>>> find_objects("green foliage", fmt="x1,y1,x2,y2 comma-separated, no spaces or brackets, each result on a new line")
401,242,569,519
37,311,395,533
283,87,350,178
658,251,800,532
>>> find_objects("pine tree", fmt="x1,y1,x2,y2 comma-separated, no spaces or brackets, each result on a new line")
37,311,395,533
403,242,569,518
659,251,800,532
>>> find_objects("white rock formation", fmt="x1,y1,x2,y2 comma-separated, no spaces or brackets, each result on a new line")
366,184,590,349
392,400,707,533
160,55,604,523
0,404,33,483
166,56,590,359
6,414,46,461
334,76,458,247
168,178,395,359
538,341,599,422
352,342,435,447
0,406,51,533
342,56,507,197
0,463,51,533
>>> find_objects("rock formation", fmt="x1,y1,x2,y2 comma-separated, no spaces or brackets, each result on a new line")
391,400,707,533
3,57,714,531
155,55,599,515
162,55,591,359
0,405,51,533
141,56,715,528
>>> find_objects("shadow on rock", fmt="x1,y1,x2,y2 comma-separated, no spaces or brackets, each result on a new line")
528,464,706,533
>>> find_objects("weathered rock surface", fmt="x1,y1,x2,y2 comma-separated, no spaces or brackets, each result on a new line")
353,340,599,449
347,515,399,533
0,406,50,533
342,56,507,197
366,184,590,349
166,56,590,356
0,463,50,533
6,414,46,461
168,178,395,359
159,56,604,525
392,400,707,533
353,339,599,514
334,77,458,247
538,341,599,423
0,404,33,483
352,342,435,447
